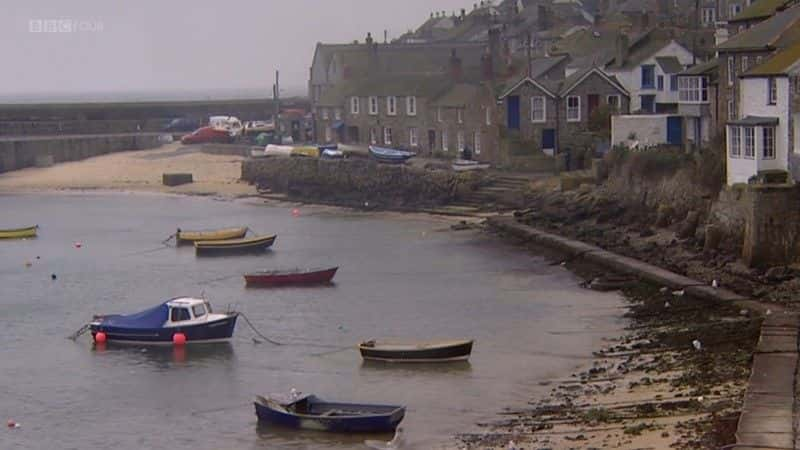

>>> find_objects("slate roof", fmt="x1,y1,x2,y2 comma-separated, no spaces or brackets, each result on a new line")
655,56,684,74
679,57,719,75
529,55,569,79
431,83,484,106
718,4,800,51
743,39,800,75
558,66,630,96
728,115,780,125
729,0,794,23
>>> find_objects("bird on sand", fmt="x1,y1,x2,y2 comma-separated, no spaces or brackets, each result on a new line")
365,427,404,449
692,339,702,351
711,279,719,288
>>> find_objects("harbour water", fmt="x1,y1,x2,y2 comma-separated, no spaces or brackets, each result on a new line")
0,193,625,449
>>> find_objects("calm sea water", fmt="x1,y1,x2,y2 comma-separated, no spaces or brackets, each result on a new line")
0,193,624,449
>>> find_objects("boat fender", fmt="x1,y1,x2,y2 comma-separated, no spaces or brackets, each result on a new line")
173,332,187,345
94,332,107,344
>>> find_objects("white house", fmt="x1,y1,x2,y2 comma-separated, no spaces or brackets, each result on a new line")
605,33,697,114
725,41,800,185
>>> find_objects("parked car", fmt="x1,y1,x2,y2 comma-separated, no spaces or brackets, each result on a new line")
180,127,233,144
208,115,243,137
163,117,200,132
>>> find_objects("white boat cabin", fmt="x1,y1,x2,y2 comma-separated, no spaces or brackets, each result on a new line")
165,297,228,327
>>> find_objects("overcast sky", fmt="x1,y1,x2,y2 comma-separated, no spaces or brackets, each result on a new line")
1,0,473,100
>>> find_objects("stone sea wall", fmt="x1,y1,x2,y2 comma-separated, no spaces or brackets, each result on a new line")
0,133,164,174
241,157,485,209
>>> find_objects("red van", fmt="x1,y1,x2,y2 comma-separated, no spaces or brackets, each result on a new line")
180,127,233,144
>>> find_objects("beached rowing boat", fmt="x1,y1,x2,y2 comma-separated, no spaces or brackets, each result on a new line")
194,234,276,255
175,227,248,245
244,266,338,286
0,225,38,239
358,339,474,362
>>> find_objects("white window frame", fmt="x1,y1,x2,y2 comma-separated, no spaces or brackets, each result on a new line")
457,108,463,124
321,108,329,120
350,97,359,115
763,127,775,159
678,76,708,103
607,95,620,109
442,130,449,152
741,56,749,72
768,77,777,105
485,107,491,125
744,126,755,158
406,96,417,116
409,127,418,147
727,57,735,86
369,96,378,115
566,96,580,122
383,127,393,145
437,107,443,122
730,126,741,158
531,96,546,122
369,127,378,145
728,98,736,120
457,130,465,152
730,3,741,17
474,131,481,154
387,96,397,116
334,108,342,121
701,7,715,24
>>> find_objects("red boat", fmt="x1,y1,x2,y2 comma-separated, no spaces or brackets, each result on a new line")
244,266,338,287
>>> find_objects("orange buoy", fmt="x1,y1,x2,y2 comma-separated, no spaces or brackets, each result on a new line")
94,331,107,344
173,332,186,345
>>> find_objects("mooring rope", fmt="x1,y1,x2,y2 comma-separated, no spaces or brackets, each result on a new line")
238,312,285,346
67,323,91,341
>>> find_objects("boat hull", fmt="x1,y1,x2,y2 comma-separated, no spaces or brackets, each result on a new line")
244,267,338,287
254,397,404,433
0,226,38,239
195,235,276,256
90,314,238,345
368,146,415,164
359,340,473,362
176,227,248,246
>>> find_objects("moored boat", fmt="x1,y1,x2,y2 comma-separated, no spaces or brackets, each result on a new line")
358,339,474,362
89,297,238,345
291,146,321,158
244,266,338,287
194,234,276,255
321,149,344,159
175,227,248,245
254,393,405,433
368,146,415,164
452,159,490,171
264,144,294,157
0,225,38,239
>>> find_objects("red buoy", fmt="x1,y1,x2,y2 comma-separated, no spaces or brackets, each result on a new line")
173,332,186,345
94,332,107,344
7,420,15,428
291,208,300,217
74,242,82,248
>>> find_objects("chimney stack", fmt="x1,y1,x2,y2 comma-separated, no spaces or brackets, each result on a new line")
615,31,629,67
365,32,373,45
449,49,463,82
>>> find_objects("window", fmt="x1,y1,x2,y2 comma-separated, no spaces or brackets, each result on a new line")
437,107,443,122
531,96,546,122
702,7,715,24
768,77,777,105
730,3,741,17
756,56,763,65
607,95,620,110
641,65,655,89
457,131,465,151
670,75,679,91
678,76,708,103
171,308,190,322
474,132,481,154
728,98,736,120
657,75,664,91
334,108,342,120
744,126,755,158
727,57,735,86
442,130,448,151
730,126,741,157
457,108,463,123
406,96,417,116
321,108,329,120
192,304,206,318
324,127,331,142
763,127,775,159
369,127,378,144
369,96,378,115
350,97,359,114
383,127,393,145
409,127,418,147
566,96,580,122
387,96,397,115
485,107,491,125
741,56,749,72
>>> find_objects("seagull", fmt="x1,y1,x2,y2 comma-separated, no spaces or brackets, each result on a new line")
664,301,671,308
711,279,719,288
766,309,773,315
692,339,702,351
365,427,404,449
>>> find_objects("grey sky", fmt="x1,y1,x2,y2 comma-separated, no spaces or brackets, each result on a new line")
1,0,472,99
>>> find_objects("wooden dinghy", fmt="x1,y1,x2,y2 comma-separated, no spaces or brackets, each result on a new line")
244,266,338,287
254,393,405,433
194,234,276,255
358,339,474,362
0,225,38,239
176,227,248,245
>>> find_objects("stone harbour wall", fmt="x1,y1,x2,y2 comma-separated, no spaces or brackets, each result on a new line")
241,157,486,209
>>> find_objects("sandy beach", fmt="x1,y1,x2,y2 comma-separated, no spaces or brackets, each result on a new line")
0,142,257,197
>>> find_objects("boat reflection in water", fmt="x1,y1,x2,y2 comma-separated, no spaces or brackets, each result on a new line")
359,359,472,374
92,341,235,367
256,421,395,449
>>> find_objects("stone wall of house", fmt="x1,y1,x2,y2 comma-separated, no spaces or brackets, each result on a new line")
241,157,485,209
741,184,800,268
505,83,558,155
332,96,433,150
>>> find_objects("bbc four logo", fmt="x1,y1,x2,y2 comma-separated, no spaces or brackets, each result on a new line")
29,19,104,33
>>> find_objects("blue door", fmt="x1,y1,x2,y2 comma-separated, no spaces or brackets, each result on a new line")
667,116,682,145
507,96,520,130
542,128,555,150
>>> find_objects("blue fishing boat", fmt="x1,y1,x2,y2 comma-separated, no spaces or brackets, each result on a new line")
368,146,416,164
89,297,238,344
254,393,405,433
